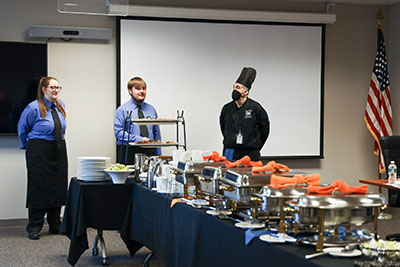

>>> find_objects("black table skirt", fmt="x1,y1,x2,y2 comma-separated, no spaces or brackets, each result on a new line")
62,178,142,266
121,184,368,267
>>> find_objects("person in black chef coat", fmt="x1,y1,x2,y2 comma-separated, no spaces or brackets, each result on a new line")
17,77,68,240
219,67,270,161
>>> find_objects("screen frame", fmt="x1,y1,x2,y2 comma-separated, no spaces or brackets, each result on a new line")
116,16,325,159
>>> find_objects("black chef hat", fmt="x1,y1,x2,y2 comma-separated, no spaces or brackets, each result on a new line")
235,67,256,90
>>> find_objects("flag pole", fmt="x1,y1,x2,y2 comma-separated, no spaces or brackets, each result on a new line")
378,153,382,193
376,8,384,194
377,8,383,27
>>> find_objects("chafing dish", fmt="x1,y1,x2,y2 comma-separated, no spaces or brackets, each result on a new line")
292,194,386,226
289,193,386,251
172,161,226,198
253,186,308,232
256,186,308,214
196,166,224,196
219,169,271,205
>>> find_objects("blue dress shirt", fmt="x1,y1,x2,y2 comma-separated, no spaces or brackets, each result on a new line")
114,99,161,155
18,98,67,149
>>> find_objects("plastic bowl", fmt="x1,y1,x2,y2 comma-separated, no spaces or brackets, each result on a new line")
104,169,133,184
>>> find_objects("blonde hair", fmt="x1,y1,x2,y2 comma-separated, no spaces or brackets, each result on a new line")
127,77,146,90
37,77,66,118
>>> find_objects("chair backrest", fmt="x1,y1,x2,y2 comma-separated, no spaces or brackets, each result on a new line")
379,136,400,175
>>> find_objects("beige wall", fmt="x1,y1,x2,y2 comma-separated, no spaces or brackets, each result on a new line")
0,0,397,219
0,0,116,219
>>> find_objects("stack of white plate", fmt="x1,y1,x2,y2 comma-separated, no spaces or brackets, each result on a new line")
77,156,111,181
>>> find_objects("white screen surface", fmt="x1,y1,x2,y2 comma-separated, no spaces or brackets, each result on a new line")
119,18,323,158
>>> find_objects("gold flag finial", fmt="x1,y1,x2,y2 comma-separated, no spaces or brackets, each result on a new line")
377,8,384,26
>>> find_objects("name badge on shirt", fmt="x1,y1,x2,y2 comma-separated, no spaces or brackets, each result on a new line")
236,130,243,144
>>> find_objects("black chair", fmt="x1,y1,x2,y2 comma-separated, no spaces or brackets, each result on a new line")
379,136,400,241
379,136,400,207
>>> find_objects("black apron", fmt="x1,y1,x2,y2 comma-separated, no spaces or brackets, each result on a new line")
25,139,68,208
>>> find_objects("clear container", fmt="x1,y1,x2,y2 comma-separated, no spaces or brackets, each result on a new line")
388,161,397,184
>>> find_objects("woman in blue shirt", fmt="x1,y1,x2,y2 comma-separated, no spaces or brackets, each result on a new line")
18,76,68,240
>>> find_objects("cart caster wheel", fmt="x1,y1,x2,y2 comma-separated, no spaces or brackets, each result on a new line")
102,257,110,266
92,247,99,256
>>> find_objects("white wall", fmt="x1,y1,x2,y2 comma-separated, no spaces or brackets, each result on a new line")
389,4,400,131
0,0,396,220
0,0,116,220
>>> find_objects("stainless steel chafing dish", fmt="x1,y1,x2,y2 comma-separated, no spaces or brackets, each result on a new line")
293,194,386,226
219,169,271,205
172,161,226,198
252,186,308,232
256,186,308,214
289,193,386,251
196,166,225,196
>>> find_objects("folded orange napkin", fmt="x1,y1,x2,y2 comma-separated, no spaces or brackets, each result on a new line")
170,198,187,208
203,151,227,162
270,173,320,189
252,161,290,173
225,155,251,168
307,179,368,194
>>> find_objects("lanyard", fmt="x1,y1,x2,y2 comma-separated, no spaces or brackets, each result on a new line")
233,99,249,133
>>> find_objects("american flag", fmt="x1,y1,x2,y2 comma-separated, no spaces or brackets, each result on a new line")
364,26,393,173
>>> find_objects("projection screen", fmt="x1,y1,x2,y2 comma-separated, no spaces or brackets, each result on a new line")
118,17,324,158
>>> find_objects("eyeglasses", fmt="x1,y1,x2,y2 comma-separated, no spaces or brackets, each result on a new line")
48,86,62,91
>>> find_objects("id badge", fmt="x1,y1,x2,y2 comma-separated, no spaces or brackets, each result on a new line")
236,131,243,144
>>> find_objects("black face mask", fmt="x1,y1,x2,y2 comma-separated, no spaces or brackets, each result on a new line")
231,90,241,101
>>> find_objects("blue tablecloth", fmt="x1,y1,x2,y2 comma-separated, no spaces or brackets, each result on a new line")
121,183,367,267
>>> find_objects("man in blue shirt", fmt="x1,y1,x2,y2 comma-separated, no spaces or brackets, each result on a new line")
114,77,161,164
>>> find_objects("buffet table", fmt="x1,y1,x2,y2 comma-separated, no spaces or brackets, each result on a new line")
121,183,368,267
61,178,142,266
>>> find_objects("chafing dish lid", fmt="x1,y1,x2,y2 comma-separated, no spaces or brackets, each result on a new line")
258,185,308,198
173,161,225,174
220,169,270,187
295,193,386,209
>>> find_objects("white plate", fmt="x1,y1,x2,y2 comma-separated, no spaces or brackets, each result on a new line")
234,221,265,229
259,234,286,243
206,210,232,216
324,247,362,257
276,233,297,243
77,156,111,161
77,177,110,182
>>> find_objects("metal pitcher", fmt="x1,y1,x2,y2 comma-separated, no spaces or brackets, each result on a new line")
135,153,149,173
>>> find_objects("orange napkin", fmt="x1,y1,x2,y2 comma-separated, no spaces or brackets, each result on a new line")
307,179,368,194
225,155,251,168
203,151,227,162
170,198,187,208
252,161,290,173
270,173,320,189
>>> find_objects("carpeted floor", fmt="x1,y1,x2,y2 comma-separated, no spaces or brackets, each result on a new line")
0,207,399,267
0,225,166,267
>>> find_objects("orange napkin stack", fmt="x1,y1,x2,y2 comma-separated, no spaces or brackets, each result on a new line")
203,151,227,162
270,173,320,189
225,156,263,168
307,179,368,194
252,161,290,173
